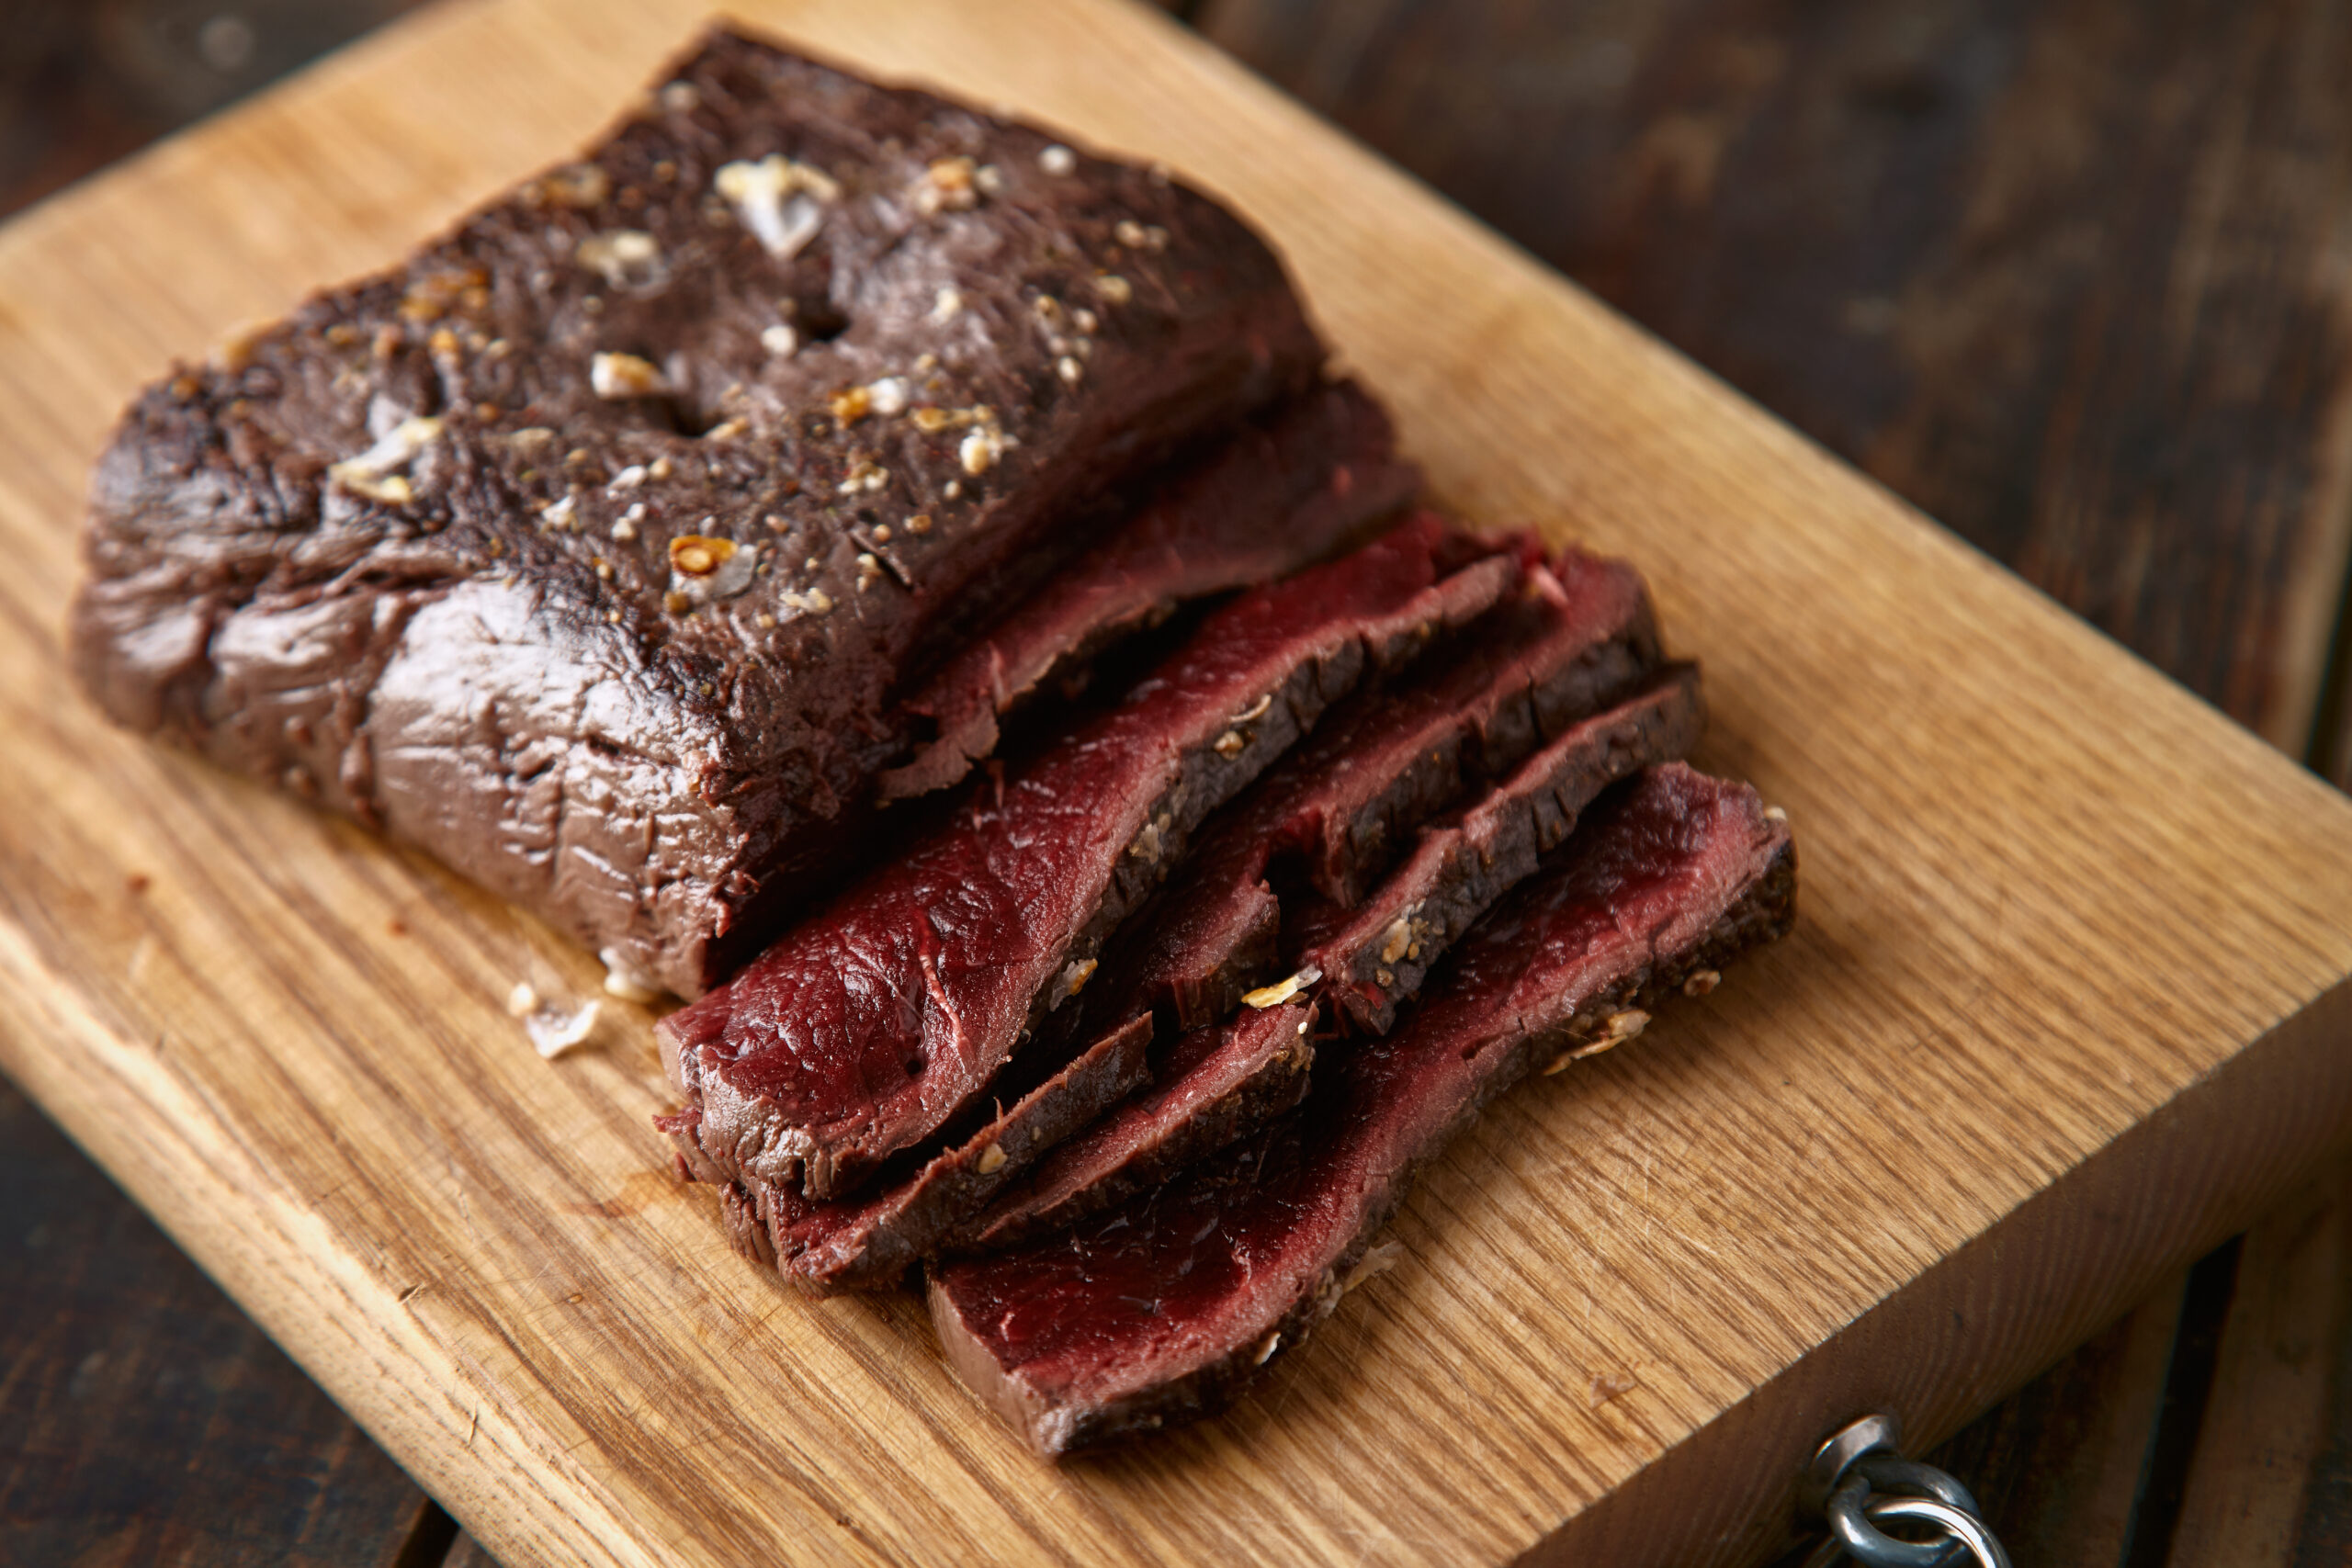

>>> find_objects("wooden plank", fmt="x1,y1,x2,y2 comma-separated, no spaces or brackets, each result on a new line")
2164,1157,2352,1564
1193,0,2352,758
0,4,2350,1567
444,1532,502,1568
0,1076,438,1567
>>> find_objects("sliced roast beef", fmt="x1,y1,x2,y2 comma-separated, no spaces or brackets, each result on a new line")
876,381,1420,802
1296,547,1659,908
952,1000,1319,1252
952,667,1704,1253
927,763,1796,1456
659,517,1521,1201
1297,663,1705,1033
941,553,1673,1247
1118,547,1657,1033
726,1010,1161,1292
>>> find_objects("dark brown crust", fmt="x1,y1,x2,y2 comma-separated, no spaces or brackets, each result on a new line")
69,25,1324,997
952,1004,1319,1253
876,380,1419,802
726,1012,1159,1293
1306,664,1706,1032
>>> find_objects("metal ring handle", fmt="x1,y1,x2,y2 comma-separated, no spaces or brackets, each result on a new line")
1798,1416,2009,1568
1853,1455,1980,1517
1801,1413,1902,1515
1828,1477,1964,1568
1864,1497,2012,1568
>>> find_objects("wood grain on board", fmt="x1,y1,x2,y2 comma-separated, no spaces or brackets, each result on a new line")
1,3,2350,1567
0,11,458,1559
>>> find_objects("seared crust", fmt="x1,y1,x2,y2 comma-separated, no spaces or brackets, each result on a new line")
878,379,1419,802
71,25,1322,996
1303,663,1706,1032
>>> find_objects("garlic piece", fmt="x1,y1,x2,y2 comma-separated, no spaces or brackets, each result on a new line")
574,230,665,290
667,533,756,605
958,422,1009,475
599,947,664,1004
714,154,838,258
1241,966,1322,1010
328,415,442,504
590,351,666,400
528,1001,602,1059
1048,957,1098,1011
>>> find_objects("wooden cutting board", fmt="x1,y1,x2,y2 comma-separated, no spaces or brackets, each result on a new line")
3,2,2347,1563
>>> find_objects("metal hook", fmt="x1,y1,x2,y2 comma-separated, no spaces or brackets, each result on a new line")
1797,1415,2012,1568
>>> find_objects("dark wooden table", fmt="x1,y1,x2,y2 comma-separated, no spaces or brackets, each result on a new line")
5,1,2348,1562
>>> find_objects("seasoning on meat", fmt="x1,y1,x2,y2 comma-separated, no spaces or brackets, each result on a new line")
1122,546,1660,1033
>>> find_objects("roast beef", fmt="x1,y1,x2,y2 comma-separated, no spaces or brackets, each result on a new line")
876,380,1419,801
951,1000,1320,1252
942,552,1670,1246
71,27,1328,998
721,1010,1162,1291
660,518,1521,1201
955,665,1705,1250
1296,663,1705,1032
1119,547,1657,1033
927,763,1796,1455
